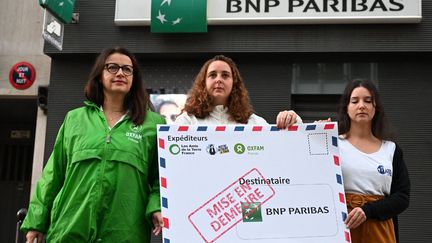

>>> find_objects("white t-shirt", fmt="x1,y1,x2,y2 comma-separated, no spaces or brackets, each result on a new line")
339,137,395,196
174,105,268,125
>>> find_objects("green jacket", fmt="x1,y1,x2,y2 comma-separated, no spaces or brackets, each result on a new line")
21,101,165,242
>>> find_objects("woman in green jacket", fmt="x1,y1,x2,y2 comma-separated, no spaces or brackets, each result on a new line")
21,47,165,242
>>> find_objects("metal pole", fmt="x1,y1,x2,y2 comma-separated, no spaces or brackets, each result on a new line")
16,208,27,243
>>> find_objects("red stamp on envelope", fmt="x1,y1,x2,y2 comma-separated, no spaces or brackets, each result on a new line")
188,168,276,242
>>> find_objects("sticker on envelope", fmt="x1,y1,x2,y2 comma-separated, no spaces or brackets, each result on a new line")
235,184,338,240
189,168,276,242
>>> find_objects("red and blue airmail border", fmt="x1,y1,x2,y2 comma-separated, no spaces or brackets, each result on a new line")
157,124,351,243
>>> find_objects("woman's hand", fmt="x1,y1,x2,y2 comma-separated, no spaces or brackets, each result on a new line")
152,211,164,236
345,207,367,229
26,230,44,243
276,110,299,129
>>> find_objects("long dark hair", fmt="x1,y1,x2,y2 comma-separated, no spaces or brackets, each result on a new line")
337,79,393,140
84,47,151,125
183,55,254,123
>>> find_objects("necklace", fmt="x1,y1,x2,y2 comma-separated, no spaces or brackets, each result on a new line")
104,110,125,125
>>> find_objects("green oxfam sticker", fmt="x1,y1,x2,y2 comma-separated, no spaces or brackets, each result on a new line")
234,143,245,154
242,202,262,222
169,144,180,155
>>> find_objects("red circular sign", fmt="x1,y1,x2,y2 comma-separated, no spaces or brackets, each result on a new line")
9,62,36,90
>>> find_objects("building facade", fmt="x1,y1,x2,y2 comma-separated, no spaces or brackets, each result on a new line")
3,0,431,242
0,0,51,242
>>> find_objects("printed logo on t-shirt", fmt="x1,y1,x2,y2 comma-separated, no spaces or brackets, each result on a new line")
377,165,392,176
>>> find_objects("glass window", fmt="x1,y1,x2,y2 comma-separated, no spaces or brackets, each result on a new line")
292,63,378,94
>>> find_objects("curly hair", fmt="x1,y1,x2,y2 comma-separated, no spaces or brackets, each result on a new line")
84,46,151,126
337,79,393,140
183,55,254,124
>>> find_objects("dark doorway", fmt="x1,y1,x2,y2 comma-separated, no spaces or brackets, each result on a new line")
0,98,37,243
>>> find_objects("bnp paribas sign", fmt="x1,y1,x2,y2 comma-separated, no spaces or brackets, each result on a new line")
115,0,421,32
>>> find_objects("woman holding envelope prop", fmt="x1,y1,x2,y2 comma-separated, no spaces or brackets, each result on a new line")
21,47,164,243
175,54,301,127
338,79,410,243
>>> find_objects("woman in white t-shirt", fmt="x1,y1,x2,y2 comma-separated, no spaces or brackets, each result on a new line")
175,55,301,126
338,79,410,243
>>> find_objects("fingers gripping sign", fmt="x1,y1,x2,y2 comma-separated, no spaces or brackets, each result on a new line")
276,110,299,129
345,207,367,229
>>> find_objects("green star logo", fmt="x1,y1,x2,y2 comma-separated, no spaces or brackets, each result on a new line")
151,0,207,33
242,202,262,222
155,0,182,26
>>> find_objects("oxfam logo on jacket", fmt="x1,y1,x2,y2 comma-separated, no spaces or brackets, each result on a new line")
126,124,143,143
130,124,143,132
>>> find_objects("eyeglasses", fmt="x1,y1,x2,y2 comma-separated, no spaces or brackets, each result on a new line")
104,63,134,76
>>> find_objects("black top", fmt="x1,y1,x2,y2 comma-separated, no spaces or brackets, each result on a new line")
361,144,410,242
